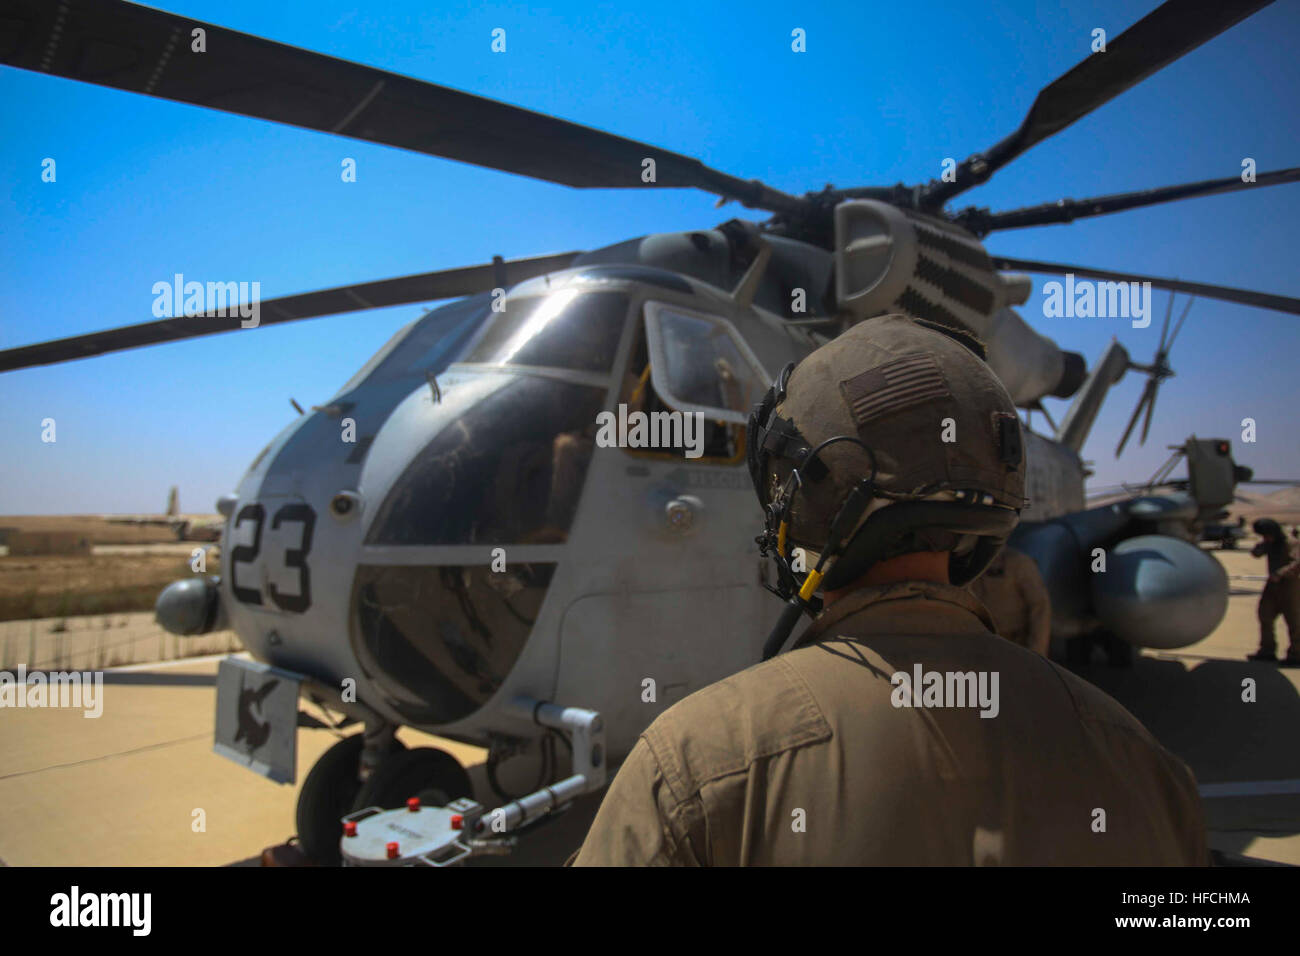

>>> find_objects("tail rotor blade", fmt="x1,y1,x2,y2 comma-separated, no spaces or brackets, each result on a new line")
1167,296,1196,352
1140,383,1160,446
1116,380,1154,457
1158,291,1175,354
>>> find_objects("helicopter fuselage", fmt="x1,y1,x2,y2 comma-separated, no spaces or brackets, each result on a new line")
207,254,1092,761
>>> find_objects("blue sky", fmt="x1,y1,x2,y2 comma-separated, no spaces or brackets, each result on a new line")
2,0,1298,514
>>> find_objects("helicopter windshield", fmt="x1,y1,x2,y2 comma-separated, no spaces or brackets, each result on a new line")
458,289,628,373
336,293,493,395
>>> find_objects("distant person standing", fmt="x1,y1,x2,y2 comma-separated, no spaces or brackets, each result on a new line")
1248,518,1300,665
969,546,1052,656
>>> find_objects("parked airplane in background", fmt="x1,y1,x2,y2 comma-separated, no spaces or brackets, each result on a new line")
105,486,223,542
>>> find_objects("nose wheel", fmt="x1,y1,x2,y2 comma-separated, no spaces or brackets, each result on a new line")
351,747,473,812
295,733,406,866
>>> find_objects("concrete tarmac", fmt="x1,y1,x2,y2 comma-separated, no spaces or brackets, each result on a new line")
0,546,1296,866
0,653,488,866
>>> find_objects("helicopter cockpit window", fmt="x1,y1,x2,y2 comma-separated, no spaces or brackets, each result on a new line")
459,290,628,374
367,374,607,546
339,293,493,393
352,562,555,726
643,302,769,424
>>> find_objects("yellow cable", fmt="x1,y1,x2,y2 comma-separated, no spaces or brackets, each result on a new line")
798,569,823,602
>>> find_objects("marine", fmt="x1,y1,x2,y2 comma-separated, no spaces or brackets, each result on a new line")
1247,517,1300,665
967,545,1052,655
571,314,1205,866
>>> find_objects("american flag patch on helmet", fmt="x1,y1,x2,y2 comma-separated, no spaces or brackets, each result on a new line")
840,352,951,426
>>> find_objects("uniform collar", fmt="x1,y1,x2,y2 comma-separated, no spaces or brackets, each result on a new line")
797,580,995,647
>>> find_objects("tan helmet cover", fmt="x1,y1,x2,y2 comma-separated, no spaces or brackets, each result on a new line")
762,314,1026,557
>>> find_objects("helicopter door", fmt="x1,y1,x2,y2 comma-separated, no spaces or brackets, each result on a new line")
643,299,770,436
555,301,775,758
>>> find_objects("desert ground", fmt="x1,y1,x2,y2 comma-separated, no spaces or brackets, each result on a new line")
0,513,221,545
0,515,220,622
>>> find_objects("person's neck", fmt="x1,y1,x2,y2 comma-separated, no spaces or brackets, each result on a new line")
822,551,949,606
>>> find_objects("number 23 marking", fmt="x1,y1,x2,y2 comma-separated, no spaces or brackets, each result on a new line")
230,503,316,612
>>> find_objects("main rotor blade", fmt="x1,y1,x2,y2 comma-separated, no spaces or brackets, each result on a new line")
992,257,1300,317
0,0,803,215
959,166,1300,234
0,251,579,373
922,0,1274,207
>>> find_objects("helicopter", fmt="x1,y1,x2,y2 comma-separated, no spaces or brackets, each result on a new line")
3,0,1300,865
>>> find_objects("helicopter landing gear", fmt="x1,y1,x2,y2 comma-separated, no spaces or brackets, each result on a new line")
352,747,473,811
295,730,405,866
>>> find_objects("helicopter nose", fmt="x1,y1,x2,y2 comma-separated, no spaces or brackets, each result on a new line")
350,371,610,726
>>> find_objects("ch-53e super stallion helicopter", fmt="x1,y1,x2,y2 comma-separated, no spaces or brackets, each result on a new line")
4,0,1300,865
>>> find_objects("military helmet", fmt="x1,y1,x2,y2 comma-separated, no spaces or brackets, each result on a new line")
1253,517,1282,538
747,313,1026,591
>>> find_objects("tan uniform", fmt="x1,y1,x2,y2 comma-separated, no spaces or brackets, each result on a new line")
968,547,1051,656
571,582,1205,866
1253,538,1300,659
